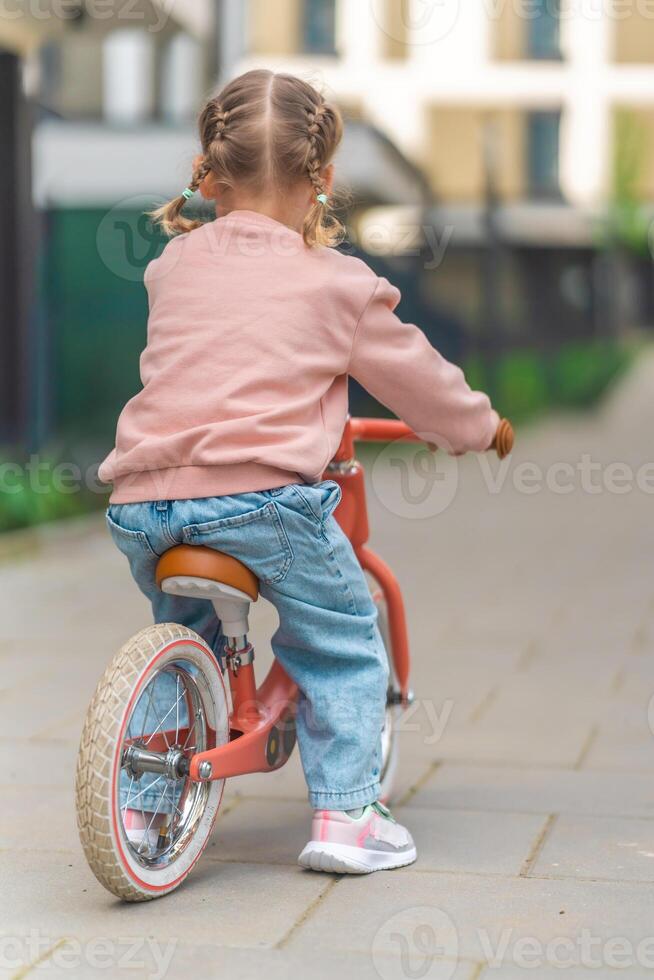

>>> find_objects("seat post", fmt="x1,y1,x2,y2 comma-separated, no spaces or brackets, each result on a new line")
211,596,250,640
223,633,259,731
210,596,259,727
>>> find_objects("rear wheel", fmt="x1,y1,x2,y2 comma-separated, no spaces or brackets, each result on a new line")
373,593,401,804
76,623,229,901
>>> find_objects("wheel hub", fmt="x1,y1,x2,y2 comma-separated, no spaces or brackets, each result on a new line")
122,743,190,780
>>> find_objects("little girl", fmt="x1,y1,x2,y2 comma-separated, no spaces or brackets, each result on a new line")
100,69,499,874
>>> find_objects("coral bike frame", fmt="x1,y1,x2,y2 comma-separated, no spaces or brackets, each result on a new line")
147,416,512,786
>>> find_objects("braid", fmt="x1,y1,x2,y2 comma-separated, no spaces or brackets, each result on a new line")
147,155,210,236
302,98,344,247
190,156,211,192
306,101,328,199
207,102,230,142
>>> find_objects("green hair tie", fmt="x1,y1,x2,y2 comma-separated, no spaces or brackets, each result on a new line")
316,193,329,205
181,187,194,200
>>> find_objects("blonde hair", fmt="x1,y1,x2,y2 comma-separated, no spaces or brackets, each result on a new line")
150,70,345,248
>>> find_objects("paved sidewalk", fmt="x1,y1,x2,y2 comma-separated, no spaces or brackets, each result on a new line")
2,357,654,979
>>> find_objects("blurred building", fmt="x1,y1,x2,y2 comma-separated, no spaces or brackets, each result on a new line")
0,1,216,448
233,0,654,211
232,1,654,350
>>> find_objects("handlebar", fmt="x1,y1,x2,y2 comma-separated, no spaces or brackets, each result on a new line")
492,419,515,459
348,418,415,443
339,417,514,460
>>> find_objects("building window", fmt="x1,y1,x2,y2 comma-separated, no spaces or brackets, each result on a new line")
527,111,561,199
303,0,336,54
527,0,560,59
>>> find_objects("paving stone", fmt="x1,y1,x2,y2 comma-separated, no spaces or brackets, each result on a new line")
531,814,654,882
0,739,78,789
1,787,78,852
0,671,93,740
411,764,654,817
480,674,623,724
582,729,654,771
396,806,548,875
207,798,311,865
285,869,654,965
5,944,478,980
429,720,592,768
0,851,329,950
479,967,654,980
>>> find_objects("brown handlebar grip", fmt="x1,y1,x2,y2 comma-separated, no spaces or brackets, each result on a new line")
492,418,514,459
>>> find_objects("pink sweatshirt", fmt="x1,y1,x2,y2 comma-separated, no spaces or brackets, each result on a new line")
100,210,498,503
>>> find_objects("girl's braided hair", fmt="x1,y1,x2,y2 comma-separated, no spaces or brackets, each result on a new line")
150,70,345,248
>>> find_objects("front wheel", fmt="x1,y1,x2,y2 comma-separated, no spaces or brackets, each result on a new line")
76,624,229,901
373,593,401,805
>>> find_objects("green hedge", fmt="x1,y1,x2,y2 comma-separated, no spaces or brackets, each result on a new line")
0,456,107,534
465,340,633,424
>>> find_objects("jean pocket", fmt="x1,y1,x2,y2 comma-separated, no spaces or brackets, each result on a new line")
106,511,158,559
286,481,342,527
319,480,342,520
182,501,294,585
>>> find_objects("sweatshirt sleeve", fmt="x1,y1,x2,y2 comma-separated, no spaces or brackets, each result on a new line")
348,277,499,454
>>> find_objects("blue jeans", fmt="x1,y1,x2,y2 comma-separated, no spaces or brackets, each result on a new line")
107,481,388,811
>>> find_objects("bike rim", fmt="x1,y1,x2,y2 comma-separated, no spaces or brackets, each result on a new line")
119,659,214,870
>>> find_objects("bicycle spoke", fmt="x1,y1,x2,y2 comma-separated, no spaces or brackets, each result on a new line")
137,671,168,749
140,676,157,740
182,719,196,750
170,800,184,835
147,783,169,830
140,781,170,853
145,689,186,747
122,776,135,816
125,775,164,808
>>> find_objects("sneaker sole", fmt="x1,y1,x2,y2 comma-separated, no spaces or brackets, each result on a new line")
298,841,417,874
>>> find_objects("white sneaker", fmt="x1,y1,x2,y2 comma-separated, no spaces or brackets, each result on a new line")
298,801,417,874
